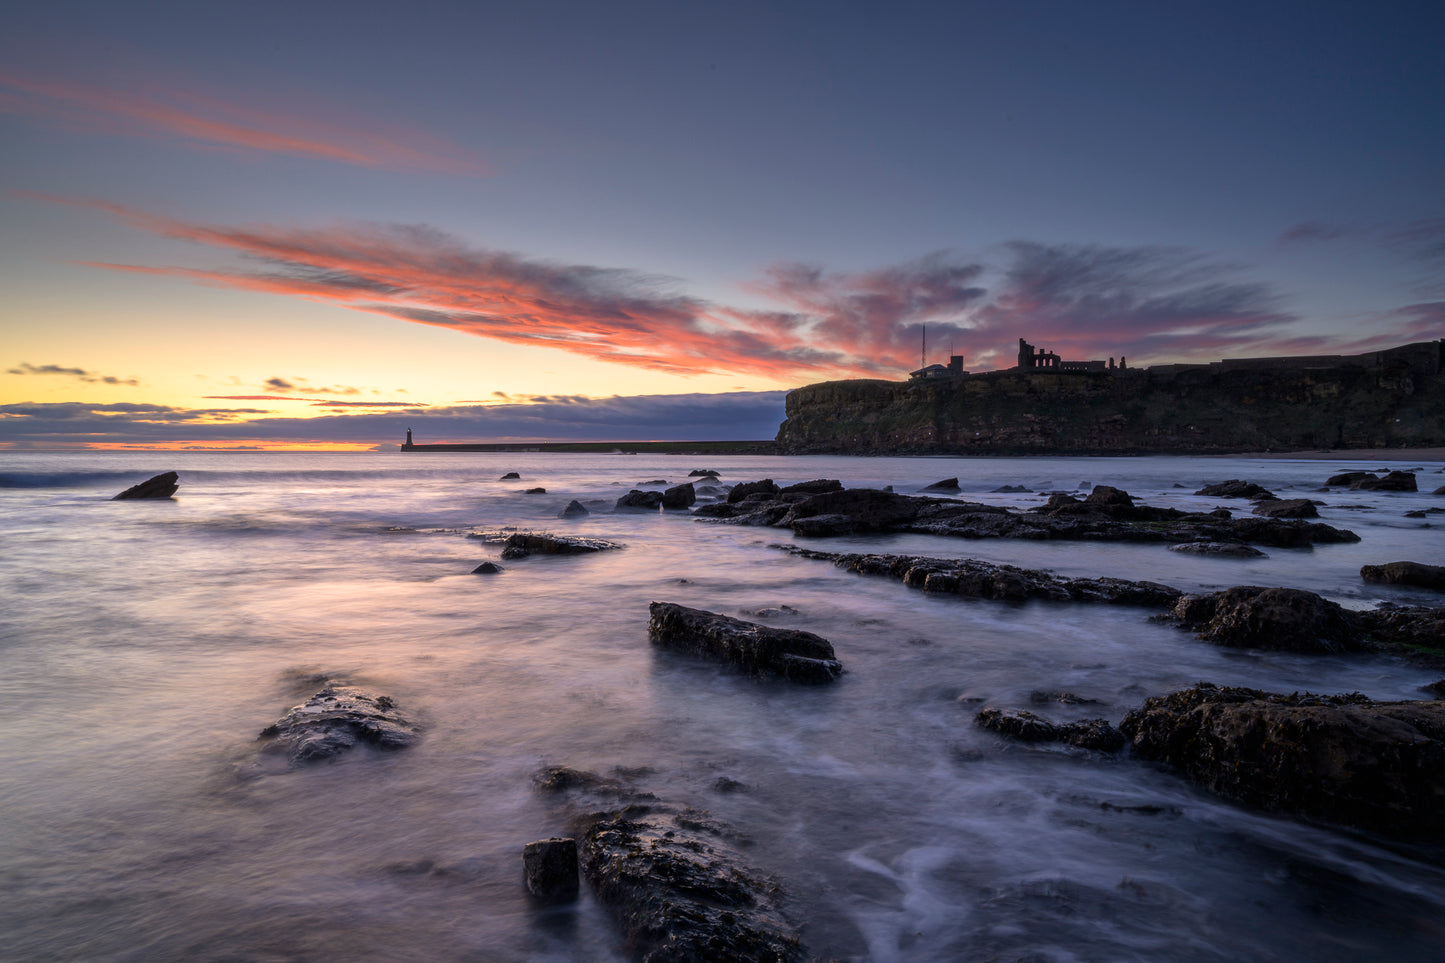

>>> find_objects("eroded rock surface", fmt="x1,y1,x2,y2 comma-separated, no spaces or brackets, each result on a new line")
975,707,1125,752
498,532,623,559
1166,586,1364,653
112,471,179,500
1168,542,1267,557
1361,561,1445,592
257,682,419,764
1195,479,1276,499
1120,683,1445,840
647,602,842,683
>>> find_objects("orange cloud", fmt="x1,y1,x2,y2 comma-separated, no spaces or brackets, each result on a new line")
0,69,490,175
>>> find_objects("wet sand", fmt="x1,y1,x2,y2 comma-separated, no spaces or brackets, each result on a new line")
1232,447,1445,462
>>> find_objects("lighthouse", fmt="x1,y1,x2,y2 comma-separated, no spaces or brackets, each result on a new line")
404,427,414,449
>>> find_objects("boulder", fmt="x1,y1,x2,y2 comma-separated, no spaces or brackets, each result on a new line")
1120,683,1445,839
1168,586,1363,653
524,487,547,494
1250,498,1319,519
661,482,696,509
1194,479,1276,499
578,808,802,962
921,477,961,491
500,532,622,559
1351,471,1417,492
471,561,504,574
1167,542,1268,557
500,471,521,480
1357,604,1445,650
1084,485,1134,508
522,838,579,902
726,478,780,503
1325,470,1376,487
1434,485,1445,496
558,499,589,518
778,478,843,496
257,682,419,764
991,484,1030,493
647,602,842,683
688,469,720,477
1361,561,1445,592
780,488,925,535
111,471,179,500
616,489,664,511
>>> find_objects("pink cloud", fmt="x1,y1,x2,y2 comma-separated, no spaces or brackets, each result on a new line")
0,69,490,175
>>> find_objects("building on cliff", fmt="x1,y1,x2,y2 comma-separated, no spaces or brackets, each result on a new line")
1016,338,1116,373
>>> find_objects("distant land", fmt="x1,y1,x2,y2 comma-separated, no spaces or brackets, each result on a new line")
776,338,1445,455
400,438,777,455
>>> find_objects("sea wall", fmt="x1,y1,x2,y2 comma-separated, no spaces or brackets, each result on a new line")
776,355,1445,454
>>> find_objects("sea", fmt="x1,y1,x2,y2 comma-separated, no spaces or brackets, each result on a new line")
2,449,1443,962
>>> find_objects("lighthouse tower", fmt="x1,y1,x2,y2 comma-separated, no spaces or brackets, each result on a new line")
404,428,414,449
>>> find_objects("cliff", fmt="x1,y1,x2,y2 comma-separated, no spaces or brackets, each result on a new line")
776,341,1445,454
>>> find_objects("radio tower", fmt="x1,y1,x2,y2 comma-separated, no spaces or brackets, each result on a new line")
921,325,926,369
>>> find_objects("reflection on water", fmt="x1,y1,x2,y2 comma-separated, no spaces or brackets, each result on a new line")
2,451,1443,961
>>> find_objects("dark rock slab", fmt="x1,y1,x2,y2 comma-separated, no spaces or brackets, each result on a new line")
257,682,419,764
524,487,547,494
991,484,1030,493
1358,604,1445,650
500,471,521,480
688,469,720,477
617,489,664,511
974,707,1125,752
111,471,178,500
778,478,843,496
779,547,1181,607
921,477,961,491
558,499,590,518
1361,561,1445,592
500,532,623,559
523,838,579,902
471,561,504,574
578,808,802,962
1166,586,1364,653
1168,542,1268,557
1195,479,1276,499
727,478,781,503
1120,683,1445,840
1085,484,1134,508
1351,471,1417,491
647,602,842,683
1325,470,1376,487
661,482,696,509
1251,498,1319,519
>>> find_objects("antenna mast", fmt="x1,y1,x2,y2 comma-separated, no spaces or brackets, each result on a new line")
921,325,926,369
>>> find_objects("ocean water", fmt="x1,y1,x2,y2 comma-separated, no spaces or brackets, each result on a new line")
2,450,1443,962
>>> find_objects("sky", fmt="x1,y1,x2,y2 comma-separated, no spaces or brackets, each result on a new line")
1,0,1441,450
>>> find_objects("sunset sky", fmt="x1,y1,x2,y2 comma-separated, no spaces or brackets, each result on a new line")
2,1,1441,449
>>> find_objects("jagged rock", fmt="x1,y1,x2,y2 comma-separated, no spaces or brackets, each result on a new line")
1425,680,1445,698
921,477,961,491
1251,498,1319,518
257,683,419,764
1167,586,1363,653
1357,604,1445,649
111,471,179,500
1351,471,1417,491
647,602,842,683
1168,542,1268,557
500,471,521,480
616,489,664,510
661,483,696,509
524,487,547,494
1120,683,1445,839
500,532,622,559
558,499,590,517
1361,561,1445,592
778,547,1181,607
533,766,627,795
1325,470,1376,486
471,561,504,574
1084,485,1134,508
778,478,843,496
1195,479,1276,499
974,707,1124,752
726,478,780,503
688,469,720,477
523,838,579,902
991,484,1030,493
1434,485,1445,495
578,808,802,962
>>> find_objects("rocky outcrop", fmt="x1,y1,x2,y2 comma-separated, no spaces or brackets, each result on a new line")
661,483,696,509
778,547,1182,607
578,808,802,962
921,477,960,491
1361,561,1445,592
1351,471,1417,491
558,499,589,517
647,602,842,683
974,707,1125,752
1195,480,1276,499
1167,542,1267,557
111,471,179,500
1325,470,1376,487
257,682,419,764
500,471,521,479
1120,683,1445,840
1250,498,1319,518
1166,586,1364,653
499,532,623,559
727,479,781,503
616,490,664,510
523,838,579,902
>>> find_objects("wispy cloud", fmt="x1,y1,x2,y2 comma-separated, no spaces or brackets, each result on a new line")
0,69,490,175
8,361,140,386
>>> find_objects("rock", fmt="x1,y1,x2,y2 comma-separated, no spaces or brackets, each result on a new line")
578,809,802,962
558,499,589,518
1351,471,1417,491
1357,604,1445,650
780,488,925,535
1434,485,1445,495
1120,683,1445,840
1194,479,1275,499
1361,561,1445,592
523,838,579,902
524,487,547,494
471,561,504,574
638,479,668,486
921,477,961,491
1030,690,1103,705
1168,542,1268,557
991,484,1029,493
257,682,420,764
1250,498,1319,519
688,469,720,477
1425,680,1445,698
1325,470,1376,486
726,478,780,503
661,482,696,509
647,602,842,683
778,478,843,496
533,766,626,795
501,532,622,559
111,471,179,500
974,707,1124,752
500,471,521,480
1084,485,1134,508
1168,586,1363,653
616,489,664,510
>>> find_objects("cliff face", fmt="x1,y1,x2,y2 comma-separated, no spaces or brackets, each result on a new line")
776,360,1445,454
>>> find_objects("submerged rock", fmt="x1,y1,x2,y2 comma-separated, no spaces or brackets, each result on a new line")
500,471,521,480
558,499,590,518
1167,542,1268,557
471,561,504,574
974,707,1125,752
1351,471,1417,491
661,482,696,509
688,469,720,477
1250,498,1319,518
257,682,419,764
111,471,179,500
1195,479,1276,499
727,478,781,503
578,808,803,962
616,489,664,511
921,477,961,491
1167,586,1363,653
1360,561,1445,592
1120,683,1445,840
647,601,842,683
522,838,579,902
1324,470,1376,487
